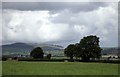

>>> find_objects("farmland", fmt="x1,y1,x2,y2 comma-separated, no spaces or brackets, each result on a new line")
2,61,118,75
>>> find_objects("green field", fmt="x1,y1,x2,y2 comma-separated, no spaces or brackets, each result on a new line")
0,61,2,76
2,61,118,75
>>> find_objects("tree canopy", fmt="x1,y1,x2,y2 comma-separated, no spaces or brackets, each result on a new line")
78,35,102,61
64,44,76,60
30,47,44,59
64,35,102,61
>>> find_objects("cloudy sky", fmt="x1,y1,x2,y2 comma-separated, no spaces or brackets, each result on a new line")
2,2,118,47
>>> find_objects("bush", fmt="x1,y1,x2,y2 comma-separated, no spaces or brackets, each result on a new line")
101,60,120,64
112,56,115,58
18,58,65,62
2,57,7,61
13,57,18,60
46,54,51,59
30,47,44,59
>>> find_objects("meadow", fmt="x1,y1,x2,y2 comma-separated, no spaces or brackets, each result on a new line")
2,61,118,75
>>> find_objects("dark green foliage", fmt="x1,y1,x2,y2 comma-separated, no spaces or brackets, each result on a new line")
101,60,120,64
64,35,102,62
17,58,120,63
2,57,7,61
18,58,65,62
13,57,18,60
78,35,102,61
30,47,44,59
64,44,76,60
113,56,115,58
74,43,81,59
47,54,52,59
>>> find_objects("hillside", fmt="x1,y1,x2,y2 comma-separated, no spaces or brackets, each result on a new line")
1,43,119,56
2,43,64,56
101,47,119,55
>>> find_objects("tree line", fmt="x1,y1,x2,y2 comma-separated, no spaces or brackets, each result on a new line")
30,35,102,61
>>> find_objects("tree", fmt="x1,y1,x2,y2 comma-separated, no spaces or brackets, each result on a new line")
13,57,18,60
64,44,76,60
47,54,52,59
78,35,102,61
30,47,44,59
74,43,81,59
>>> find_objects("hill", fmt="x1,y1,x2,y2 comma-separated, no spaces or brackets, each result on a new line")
1,43,119,56
2,43,64,56
101,47,118,55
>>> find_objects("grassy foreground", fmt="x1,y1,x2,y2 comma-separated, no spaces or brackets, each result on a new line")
2,61,118,75
0,61,2,76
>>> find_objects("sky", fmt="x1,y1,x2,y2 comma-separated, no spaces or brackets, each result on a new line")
1,2,118,47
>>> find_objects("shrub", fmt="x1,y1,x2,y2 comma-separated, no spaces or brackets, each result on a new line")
30,47,44,59
46,54,51,59
2,57,7,61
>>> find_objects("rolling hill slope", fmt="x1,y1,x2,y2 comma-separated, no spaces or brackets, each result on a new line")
2,43,64,56
1,43,119,56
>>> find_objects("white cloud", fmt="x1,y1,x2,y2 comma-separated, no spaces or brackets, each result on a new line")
2,10,70,44
74,25,89,35
2,2,118,47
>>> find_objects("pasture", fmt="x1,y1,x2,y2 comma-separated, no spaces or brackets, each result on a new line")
2,61,118,75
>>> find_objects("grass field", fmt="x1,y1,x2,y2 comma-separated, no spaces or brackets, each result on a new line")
0,61,2,76
2,61,118,75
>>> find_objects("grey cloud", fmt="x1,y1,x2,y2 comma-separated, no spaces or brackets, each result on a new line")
49,3,118,47
2,2,107,12
2,2,118,47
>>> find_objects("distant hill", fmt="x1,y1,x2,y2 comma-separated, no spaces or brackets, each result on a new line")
2,43,64,56
27,43,64,50
1,43,119,56
101,47,119,55
2,43,34,55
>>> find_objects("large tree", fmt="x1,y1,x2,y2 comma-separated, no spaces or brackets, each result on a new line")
74,43,81,59
30,47,44,59
78,35,102,61
64,44,76,60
